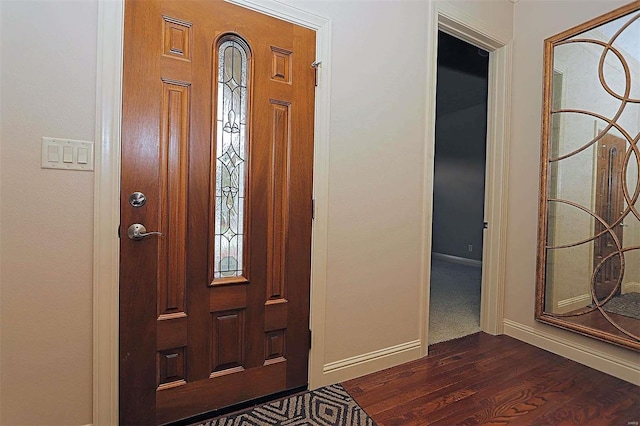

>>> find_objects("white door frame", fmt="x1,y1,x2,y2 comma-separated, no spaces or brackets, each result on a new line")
419,2,512,355
92,0,332,423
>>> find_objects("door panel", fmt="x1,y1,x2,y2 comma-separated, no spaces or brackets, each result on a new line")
593,133,625,301
120,1,315,424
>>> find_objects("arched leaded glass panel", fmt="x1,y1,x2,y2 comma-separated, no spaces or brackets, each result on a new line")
214,37,250,279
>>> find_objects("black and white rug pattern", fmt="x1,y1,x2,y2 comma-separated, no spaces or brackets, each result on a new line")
198,384,376,426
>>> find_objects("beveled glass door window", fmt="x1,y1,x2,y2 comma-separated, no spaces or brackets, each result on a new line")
213,37,250,282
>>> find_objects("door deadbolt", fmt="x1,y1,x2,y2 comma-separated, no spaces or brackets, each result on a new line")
129,192,147,208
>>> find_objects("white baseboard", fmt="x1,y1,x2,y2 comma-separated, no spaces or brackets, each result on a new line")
503,319,639,385
623,282,640,294
432,252,482,268
557,283,640,311
314,340,422,387
557,293,591,311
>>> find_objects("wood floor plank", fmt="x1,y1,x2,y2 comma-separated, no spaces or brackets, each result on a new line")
532,377,639,425
425,359,574,425
342,333,640,426
362,339,559,424
506,366,601,425
351,335,526,411
371,343,553,423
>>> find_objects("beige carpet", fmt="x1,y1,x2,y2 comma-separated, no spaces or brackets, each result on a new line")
428,257,481,344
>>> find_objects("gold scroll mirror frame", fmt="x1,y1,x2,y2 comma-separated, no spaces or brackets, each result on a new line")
536,1,640,351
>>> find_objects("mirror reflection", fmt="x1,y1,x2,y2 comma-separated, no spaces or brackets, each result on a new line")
539,5,640,350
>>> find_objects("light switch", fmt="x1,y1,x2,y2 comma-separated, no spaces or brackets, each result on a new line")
47,145,60,163
77,147,89,164
41,137,94,171
63,146,74,163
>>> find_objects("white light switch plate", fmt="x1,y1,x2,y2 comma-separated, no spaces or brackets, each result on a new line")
41,137,94,171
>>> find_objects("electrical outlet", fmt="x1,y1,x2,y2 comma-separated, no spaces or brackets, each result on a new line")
468,244,473,252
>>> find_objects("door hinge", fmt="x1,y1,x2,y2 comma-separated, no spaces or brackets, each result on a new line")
311,61,321,87
483,221,489,229
312,199,316,220
309,329,312,349
117,224,121,238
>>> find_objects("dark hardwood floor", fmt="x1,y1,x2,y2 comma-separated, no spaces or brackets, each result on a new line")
342,332,640,426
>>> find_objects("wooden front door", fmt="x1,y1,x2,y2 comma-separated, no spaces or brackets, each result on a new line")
593,133,626,301
120,1,316,424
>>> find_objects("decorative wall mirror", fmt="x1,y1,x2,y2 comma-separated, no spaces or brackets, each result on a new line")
537,1,640,351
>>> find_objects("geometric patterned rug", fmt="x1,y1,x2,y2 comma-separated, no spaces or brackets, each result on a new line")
603,292,640,320
196,384,376,426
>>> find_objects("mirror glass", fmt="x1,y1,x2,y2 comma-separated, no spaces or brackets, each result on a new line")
538,4,640,350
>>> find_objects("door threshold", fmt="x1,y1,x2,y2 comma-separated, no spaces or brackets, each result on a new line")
165,385,308,426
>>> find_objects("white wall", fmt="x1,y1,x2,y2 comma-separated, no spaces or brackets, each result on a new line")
285,0,430,364
0,1,97,424
506,0,639,379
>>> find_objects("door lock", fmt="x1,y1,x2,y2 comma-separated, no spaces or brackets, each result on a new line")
129,191,147,208
127,223,162,241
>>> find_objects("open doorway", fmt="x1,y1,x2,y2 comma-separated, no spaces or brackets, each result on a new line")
429,31,489,345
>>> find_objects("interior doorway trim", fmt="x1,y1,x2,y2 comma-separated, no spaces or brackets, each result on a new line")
92,0,331,423
419,2,512,355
